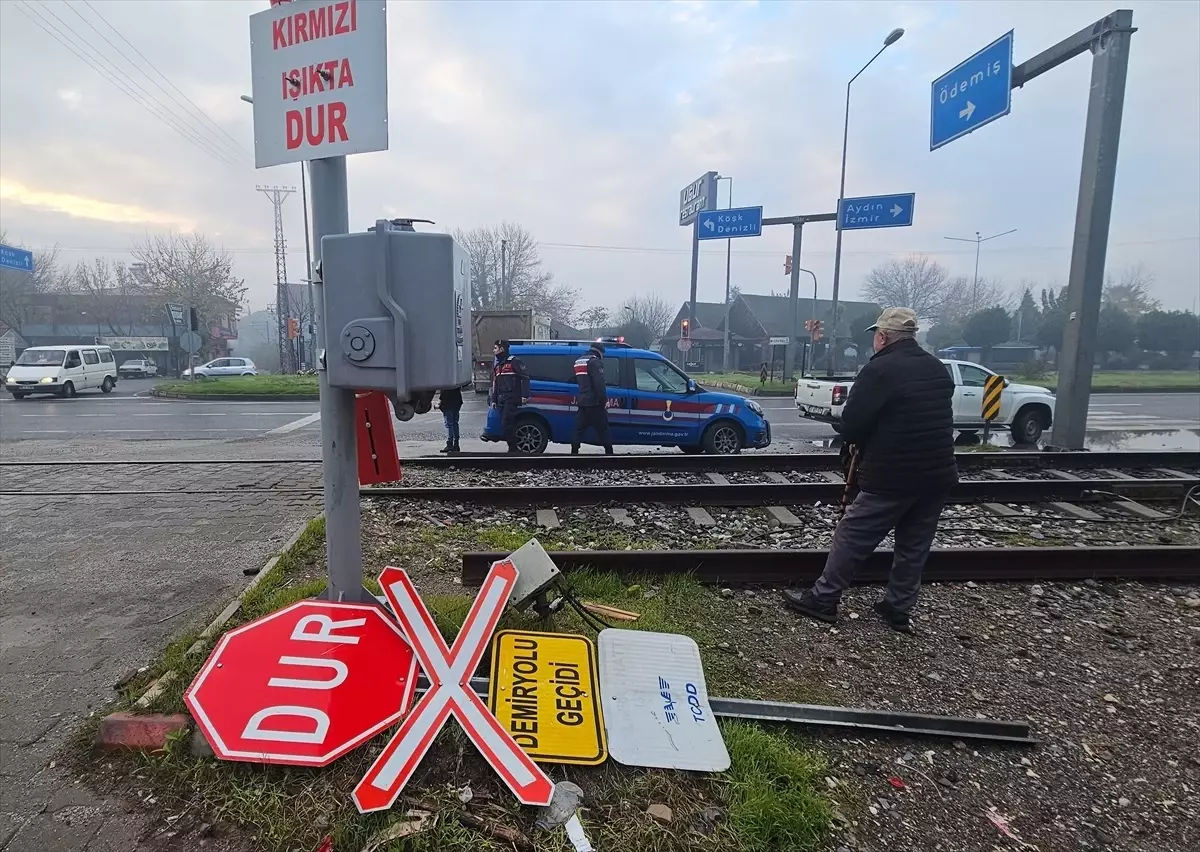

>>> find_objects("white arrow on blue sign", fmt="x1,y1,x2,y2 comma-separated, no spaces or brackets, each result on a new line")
837,193,915,231
930,31,1014,151
0,244,35,273
696,206,763,240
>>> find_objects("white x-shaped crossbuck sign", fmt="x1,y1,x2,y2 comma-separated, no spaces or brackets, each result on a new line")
353,560,555,813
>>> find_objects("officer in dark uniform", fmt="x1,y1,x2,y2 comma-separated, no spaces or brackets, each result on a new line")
489,340,530,453
571,341,613,454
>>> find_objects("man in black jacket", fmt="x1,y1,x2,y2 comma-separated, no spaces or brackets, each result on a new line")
785,308,957,633
571,342,613,455
489,340,530,453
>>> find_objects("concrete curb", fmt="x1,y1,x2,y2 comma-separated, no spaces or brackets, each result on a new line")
149,389,320,401
127,515,322,717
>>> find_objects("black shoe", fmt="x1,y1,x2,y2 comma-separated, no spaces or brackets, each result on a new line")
873,600,915,634
570,445,580,454
439,443,453,453
449,443,461,454
604,446,614,455
783,589,838,624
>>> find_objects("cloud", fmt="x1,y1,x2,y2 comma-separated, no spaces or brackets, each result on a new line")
0,177,197,230
0,0,1196,317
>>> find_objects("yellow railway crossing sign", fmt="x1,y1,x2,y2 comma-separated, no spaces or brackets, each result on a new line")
488,631,607,765
982,375,1004,421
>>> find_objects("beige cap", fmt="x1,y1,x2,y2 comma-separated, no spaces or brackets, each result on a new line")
866,307,919,332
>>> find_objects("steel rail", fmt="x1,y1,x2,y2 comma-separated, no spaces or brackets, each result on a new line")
417,676,1035,746
362,476,1197,507
462,546,1200,585
0,450,1195,471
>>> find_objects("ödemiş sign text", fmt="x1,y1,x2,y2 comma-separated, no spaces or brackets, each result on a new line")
249,0,389,168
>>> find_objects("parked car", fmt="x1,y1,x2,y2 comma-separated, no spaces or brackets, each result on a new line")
182,357,258,378
481,340,771,454
795,358,1056,443
5,345,119,398
118,358,159,379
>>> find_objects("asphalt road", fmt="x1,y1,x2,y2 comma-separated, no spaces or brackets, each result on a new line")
0,387,1195,452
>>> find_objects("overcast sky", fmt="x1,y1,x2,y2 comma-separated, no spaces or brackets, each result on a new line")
1,0,1198,320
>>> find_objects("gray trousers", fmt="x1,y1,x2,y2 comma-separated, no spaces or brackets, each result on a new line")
812,489,948,613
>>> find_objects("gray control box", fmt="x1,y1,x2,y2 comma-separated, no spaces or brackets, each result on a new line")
321,220,471,416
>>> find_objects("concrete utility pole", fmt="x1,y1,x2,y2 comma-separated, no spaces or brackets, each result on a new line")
300,164,316,369
1005,9,1135,449
763,213,837,379
257,185,296,373
944,228,1017,312
500,239,507,306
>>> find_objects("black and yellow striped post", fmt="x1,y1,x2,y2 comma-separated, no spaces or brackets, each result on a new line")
982,374,1004,441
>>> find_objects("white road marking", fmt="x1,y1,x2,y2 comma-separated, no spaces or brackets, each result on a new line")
18,428,269,435
266,413,322,435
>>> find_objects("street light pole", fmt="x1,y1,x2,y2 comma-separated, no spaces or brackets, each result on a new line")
717,175,733,372
828,27,904,376
944,228,1017,312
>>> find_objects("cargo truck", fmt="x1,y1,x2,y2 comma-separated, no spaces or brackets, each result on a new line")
471,309,552,393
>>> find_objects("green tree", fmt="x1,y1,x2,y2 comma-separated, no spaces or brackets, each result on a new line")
1137,310,1200,366
850,309,881,356
1096,306,1136,359
963,306,1012,364
1036,286,1068,350
615,317,654,349
1014,286,1040,342
1103,263,1160,317
926,321,965,353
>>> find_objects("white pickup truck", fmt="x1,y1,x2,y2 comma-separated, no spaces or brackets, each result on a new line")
795,358,1056,443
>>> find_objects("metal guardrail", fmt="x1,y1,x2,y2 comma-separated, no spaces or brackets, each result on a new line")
461,546,1200,585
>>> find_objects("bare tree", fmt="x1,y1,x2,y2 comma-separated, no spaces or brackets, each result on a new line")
64,258,155,335
861,255,951,321
577,305,611,336
452,222,579,323
0,231,64,333
939,275,1013,325
1103,262,1160,317
131,234,247,325
623,293,675,342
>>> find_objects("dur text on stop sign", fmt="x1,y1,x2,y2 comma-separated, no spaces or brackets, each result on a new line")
249,0,390,169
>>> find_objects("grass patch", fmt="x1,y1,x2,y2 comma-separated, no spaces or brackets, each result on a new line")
154,374,318,397
722,721,830,852
86,513,835,852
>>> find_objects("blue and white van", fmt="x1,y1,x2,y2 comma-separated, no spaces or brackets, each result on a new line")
482,340,771,454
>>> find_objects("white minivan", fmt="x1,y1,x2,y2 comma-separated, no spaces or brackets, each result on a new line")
5,345,119,398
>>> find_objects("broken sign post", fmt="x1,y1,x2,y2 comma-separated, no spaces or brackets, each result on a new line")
353,561,555,812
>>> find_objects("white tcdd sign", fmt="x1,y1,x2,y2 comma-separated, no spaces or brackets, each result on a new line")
249,0,389,168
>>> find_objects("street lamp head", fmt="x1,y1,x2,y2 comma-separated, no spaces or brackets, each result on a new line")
884,28,905,46
240,94,254,104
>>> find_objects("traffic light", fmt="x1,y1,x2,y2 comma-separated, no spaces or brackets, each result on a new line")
811,320,823,342
287,317,300,340
188,307,199,332
680,319,690,340
804,319,813,333
784,254,793,275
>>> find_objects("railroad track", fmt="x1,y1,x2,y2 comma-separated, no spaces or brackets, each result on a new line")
1,450,1197,473
460,546,1200,585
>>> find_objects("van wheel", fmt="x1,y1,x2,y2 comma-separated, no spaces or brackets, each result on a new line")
101,376,115,393
703,421,743,454
513,416,549,455
678,444,704,454
1013,409,1044,444
60,381,76,398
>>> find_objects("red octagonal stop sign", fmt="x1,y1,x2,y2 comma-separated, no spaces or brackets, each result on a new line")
185,600,417,766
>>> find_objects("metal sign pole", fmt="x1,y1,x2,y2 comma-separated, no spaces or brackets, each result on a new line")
785,222,804,380
309,155,369,603
687,220,700,335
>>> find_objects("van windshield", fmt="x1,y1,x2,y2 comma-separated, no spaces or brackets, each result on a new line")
16,349,66,366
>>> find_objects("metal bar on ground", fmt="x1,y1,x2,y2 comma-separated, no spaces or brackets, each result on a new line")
362,477,1198,507
461,546,1200,585
419,676,1035,746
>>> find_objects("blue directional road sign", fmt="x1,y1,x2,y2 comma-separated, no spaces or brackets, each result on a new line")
838,193,915,231
0,243,35,273
696,206,763,240
931,31,1014,151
